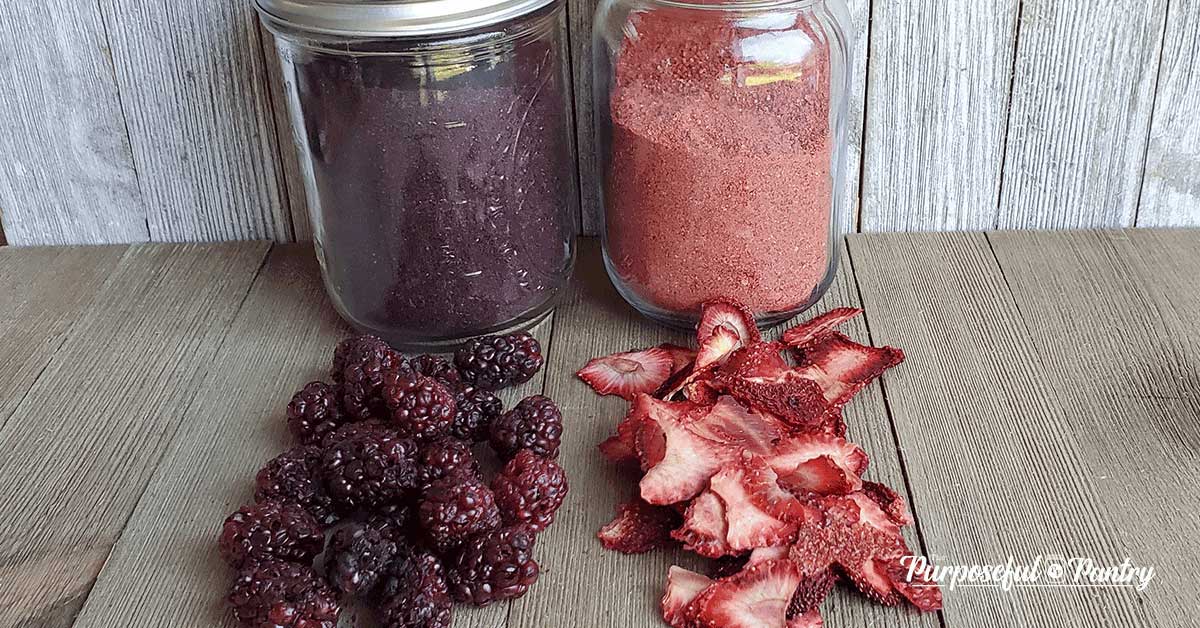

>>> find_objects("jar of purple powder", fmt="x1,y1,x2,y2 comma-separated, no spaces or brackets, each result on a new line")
256,0,577,348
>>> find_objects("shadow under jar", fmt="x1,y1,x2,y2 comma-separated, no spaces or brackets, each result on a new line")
593,0,851,329
258,0,578,349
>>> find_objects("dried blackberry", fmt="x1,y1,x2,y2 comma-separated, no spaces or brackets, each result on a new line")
326,521,399,596
333,336,407,421
418,476,501,552
451,387,503,442
254,446,338,526
377,549,452,628
286,381,346,445
489,395,563,461
411,354,463,392
320,419,391,449
219,500,325,569
416,437,481,492
229,559,340,628
381,371,456,442
321,429,418,513
454,332,544,391
365,504,416,544
491,450,568,532
446,525,540,606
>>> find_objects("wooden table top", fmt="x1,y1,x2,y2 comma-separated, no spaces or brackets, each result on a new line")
1,230,1198,628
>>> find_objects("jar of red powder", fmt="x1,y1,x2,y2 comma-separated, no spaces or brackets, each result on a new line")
257,0,577,348
594,0,851,327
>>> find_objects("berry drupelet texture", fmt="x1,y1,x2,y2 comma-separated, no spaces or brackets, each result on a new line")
415,437,481,492
326,521,399,597
446,525,540,606
411,354,463,392
321,429,418,513
451,387,504,443
377,549,452,628
333,336,408,421
489,395,563,461
229,559,341,628
454,332,544,391
381,371,456,442
418,476,502,552
287,381,346,446
254,446,338,526
219,500,325,569
491,450,569,533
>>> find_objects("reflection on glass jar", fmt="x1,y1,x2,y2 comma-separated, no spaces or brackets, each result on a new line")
594,0,851,328
258,0,577,349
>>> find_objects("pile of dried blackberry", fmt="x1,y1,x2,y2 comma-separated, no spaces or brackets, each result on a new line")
219,332,567,628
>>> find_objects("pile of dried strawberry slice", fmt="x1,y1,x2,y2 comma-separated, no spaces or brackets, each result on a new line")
577,300,941,628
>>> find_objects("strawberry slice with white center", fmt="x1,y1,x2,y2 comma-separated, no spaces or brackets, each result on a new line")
685,396,785,457
788,610,824,628
662,567,715,628
688,559,802,628
597,498,680,554
659,343,698,376
577,346,674,400
765,433,869,495
672,490,733,558
698,298,762,347
781,307,862,348
709,460,801,552
635,396,734,505
793,332,904,407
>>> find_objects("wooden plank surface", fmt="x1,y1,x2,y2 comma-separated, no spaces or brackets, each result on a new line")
996,1,1168,229
0,1,149,245
859,0,1019,231
97,0,292,242
848,231,1159,626
71,243,555,627
0,246,127,428
0,242,269,627
506,240,936,628
987,229,1199,626
1137,3,1200,227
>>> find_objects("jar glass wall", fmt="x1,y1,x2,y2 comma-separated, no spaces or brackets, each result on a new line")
594,0,850,329
261,1,577,349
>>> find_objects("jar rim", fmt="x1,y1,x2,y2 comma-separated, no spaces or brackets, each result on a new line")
254,0,558,37
644,0,822,10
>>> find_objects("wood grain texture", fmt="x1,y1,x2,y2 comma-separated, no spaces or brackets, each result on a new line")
568,0,602,236
0,1,149,246
0,242,269,627
848,232,1155,627
987,229,1199,626
506,240,936,628
1138,3,1200,227
996,0,1168,229
71,243,553,628
859,0,1019,231
0,246,126,427
97,0,292,242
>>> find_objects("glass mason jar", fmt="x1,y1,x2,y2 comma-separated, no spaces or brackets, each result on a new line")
257,0,577,349
593,0,851,328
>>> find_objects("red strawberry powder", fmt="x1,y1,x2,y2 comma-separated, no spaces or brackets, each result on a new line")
605,11,834,315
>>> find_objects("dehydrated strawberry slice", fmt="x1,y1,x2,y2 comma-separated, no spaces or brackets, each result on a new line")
718,374,845,435
636,396,734,505
766,434,869,495
885,555,943,611
599,400,655,465
861,481,911,525
597,498,681,554
787,569,838,616
672,490,733,558
710,460,800,552
660,343,699,375
698,298,762,347
747,546,790,565
739,458,821,525
696,325,742,370
781,307,862,349
662,567,715,628
577,346,675,399
688,559,801,628
793,332,904,407
787,610,824,628
719,342,791,382
659,327,738,402
685,396,784,457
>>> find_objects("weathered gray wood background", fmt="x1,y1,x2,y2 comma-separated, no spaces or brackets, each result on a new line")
1,1,1197,246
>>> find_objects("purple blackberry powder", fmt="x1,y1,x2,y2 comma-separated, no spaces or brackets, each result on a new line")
290,10,576,344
